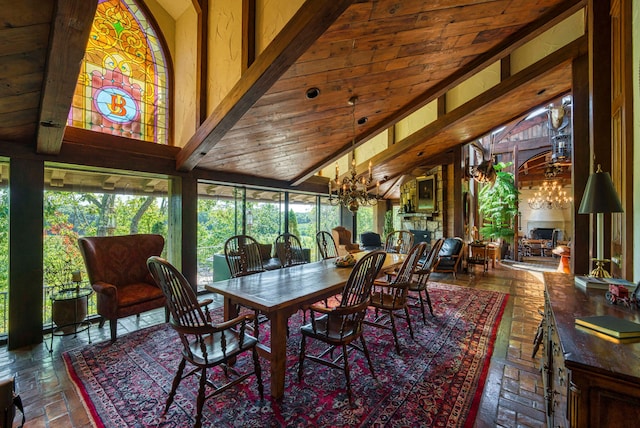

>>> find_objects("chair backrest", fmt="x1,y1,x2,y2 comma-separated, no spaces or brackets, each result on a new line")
419,238,444,272
340,251,387,309
147,256,208,357
331,226,353,246
78,234,164,286
275,233,307,267
224,235,265,277
384,230,414,254
392,242,427,286
438,237,464,257
316,231,338,260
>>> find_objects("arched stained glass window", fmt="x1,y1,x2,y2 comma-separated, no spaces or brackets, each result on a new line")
68,0,169,144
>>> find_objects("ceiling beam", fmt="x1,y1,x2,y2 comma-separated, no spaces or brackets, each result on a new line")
176,0,356,171
37,0,97,154
290,0,586,186
366,36,587,188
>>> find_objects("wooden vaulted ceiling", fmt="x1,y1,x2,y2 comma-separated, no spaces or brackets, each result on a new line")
0,0,586,198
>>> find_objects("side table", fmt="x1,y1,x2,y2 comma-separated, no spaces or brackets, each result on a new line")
48,286,92,352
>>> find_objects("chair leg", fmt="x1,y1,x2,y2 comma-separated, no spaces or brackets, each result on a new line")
342,343,353,403
194,367,207,428
109,319,117,341
417,291,427,324
98,317,106,328
164,358,186,415
360,335,376,379
424,289,434,316
389,312,401,354
297,335,307,382
252,347,264,400
404,306,414,339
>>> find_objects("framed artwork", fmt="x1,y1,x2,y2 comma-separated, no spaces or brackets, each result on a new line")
417,175,436,211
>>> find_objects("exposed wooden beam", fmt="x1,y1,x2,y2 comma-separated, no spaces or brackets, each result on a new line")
366,36,587,187
36,0,97,154
176,0,356,172
290,0,586,186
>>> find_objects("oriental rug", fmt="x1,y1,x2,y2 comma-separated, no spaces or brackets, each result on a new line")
63,283,507,427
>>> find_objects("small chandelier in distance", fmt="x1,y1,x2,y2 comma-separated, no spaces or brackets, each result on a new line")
527,181,572,210
328,96,380,213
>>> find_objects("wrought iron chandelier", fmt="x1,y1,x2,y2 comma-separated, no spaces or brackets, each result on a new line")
527,181,572,210
328,96,379,213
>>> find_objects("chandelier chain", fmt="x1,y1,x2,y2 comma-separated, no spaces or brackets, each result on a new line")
328,96,379,213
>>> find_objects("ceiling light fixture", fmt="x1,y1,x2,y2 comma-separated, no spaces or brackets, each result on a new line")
527,180,572,210
328,96,379,214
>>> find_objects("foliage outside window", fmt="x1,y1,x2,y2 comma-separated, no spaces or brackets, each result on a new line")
43,167,168,326
0,162,8,335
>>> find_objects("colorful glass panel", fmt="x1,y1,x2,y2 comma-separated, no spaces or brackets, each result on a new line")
68,0,169,144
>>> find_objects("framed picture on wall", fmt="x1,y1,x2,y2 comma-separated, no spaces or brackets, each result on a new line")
417,175,436,211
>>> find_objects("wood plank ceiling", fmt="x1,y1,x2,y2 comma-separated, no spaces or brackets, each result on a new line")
0,0,585,199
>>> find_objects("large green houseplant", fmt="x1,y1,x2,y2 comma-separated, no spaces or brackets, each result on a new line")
477,162,519,249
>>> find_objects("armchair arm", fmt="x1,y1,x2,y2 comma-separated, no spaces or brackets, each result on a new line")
90,280,117,296
171,312,256,335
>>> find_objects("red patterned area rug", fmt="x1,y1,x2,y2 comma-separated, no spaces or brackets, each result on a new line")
63,283,508,427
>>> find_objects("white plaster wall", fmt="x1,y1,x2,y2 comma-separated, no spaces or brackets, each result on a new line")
173,7,198,147
446,61,501,112
208,0,242,114
511,10,584,74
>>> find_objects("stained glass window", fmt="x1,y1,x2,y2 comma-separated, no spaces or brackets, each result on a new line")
68,0,169,144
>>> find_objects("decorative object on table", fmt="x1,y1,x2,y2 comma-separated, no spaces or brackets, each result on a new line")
577,164,624,278
327,96,380,213
334,253,356,267
63,282,508,427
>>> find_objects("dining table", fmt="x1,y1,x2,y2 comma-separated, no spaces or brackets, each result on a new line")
205,251,406,399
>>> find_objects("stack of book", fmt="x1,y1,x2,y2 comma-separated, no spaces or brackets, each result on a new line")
574,275,637,291
575,315,640,343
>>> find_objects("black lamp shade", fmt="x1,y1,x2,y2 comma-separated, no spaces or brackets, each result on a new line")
578,169,623,214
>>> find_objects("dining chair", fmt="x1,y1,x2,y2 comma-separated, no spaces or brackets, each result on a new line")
366,242,427,353
224,234,266,335
408,238,444,323
147,256,263,428
316,231,339,260
275,233,308,267
224,234,265,277
384,230,414,254
297,250,386,402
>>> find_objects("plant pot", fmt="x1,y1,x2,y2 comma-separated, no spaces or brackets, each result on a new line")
52,297,88,334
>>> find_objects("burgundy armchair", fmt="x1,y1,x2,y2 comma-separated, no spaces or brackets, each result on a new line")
78,234,168,341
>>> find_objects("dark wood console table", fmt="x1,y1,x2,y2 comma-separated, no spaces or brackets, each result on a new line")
542,272,640,427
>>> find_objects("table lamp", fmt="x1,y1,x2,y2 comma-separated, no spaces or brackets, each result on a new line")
577,164,623,277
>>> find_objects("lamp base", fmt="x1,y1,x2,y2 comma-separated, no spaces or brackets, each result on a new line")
588,259,611,278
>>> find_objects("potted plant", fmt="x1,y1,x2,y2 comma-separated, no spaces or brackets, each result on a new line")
477,161,519,258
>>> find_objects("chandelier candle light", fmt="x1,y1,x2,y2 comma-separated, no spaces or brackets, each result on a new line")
328,96,380,213
527,181,572,210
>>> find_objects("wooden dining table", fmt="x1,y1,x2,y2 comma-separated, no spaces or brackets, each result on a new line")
205,251,406,399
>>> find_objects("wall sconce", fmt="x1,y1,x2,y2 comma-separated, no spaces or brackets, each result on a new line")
577,164,623,277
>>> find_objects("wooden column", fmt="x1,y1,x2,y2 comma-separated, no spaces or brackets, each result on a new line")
9,158,44,349
572,53,591,275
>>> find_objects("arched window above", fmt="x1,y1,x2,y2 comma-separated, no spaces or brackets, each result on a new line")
68,0,170,144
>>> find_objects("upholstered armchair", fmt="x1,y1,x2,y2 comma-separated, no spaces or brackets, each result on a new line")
432,237,465,278
78,234,169,341
331,226,360,256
